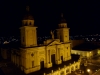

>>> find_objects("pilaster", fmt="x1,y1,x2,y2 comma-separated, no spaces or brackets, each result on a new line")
45,49,52,68
55,47,62,65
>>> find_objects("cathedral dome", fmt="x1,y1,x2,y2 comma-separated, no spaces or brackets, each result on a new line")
59,13,66,23
23,14,34,20
23,6,34,20
60,18,66,23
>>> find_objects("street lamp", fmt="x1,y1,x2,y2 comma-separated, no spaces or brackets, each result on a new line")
87,69,91,75
87,69,90,72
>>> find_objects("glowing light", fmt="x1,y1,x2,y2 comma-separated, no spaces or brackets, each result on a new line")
87,69,90,72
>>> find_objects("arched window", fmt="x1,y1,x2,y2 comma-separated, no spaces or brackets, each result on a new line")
71,67,74,71
76,65,78,69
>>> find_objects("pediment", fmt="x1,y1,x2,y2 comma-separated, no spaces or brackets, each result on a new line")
48,40,61,46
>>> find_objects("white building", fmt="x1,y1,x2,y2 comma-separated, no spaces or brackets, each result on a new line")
10,6,81,75
71,43,99,59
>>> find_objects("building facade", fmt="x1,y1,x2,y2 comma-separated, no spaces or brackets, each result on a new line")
11,6,80,75
71,49,98,58
71,43,99,59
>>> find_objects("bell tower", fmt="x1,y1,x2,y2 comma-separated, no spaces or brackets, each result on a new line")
20,6,37,47
56,13,70,43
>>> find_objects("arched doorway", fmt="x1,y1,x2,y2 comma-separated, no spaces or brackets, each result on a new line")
61,56,63,62
75,65,78,69
66,68,69,74
40,58,44,69
71,66,74,71
51,54,56,66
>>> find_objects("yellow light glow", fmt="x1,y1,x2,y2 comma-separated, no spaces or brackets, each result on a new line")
87,69,90,72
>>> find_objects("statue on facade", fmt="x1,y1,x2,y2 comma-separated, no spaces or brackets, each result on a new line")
50,30,54,39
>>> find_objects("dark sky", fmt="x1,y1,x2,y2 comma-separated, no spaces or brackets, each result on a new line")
0,1,100,36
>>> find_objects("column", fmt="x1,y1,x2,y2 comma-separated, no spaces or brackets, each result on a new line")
69,64,71,73
58,49,60,60
64,65,66,75
45,49,52,68
64,48,67,61
78,62,80,69
48,50,50,63
55,47,62,65
56,47,58,60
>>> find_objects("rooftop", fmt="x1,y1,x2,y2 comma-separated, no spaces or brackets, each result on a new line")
72,43,99,51
1,42,21,49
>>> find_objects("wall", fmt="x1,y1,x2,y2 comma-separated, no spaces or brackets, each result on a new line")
71,49,98,58
71,50,87,57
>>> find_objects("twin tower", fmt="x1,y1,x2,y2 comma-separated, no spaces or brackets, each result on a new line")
20,6,70,47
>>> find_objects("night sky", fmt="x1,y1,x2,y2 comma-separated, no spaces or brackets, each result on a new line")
0,1,100,36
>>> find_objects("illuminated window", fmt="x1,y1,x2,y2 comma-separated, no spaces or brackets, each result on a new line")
32,61,34,68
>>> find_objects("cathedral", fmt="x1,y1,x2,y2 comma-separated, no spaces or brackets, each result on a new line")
11,6,80,75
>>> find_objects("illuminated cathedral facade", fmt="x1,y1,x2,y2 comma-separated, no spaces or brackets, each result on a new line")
11,6,80,75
